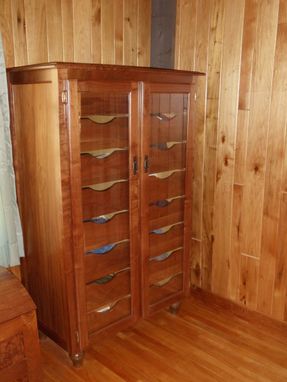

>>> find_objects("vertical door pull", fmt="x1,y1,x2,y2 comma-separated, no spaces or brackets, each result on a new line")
144,155,149,173
133,157,138,175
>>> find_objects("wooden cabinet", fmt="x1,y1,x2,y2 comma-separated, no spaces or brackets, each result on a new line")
0,267,41,381
8,63,202,365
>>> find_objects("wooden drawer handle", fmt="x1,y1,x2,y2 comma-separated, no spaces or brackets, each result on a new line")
81,147,128,159
150,221,183,235
151,273,182,288
82,178,128,192
150,195,185,208
86,239,129,255
83,209,128,224
81,113,128,124
95,294,131,313
87,267,130,285
149,247,183,262
149,168,185,179
150,141,186,150
151,112,176,121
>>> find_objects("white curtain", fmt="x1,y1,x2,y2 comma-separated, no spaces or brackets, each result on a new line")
0,34,24,267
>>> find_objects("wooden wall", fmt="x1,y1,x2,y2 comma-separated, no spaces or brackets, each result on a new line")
0,0,151,67
176,0,287,322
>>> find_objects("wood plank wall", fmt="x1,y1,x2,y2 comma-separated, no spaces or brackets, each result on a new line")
176,0,287,322
0,0,151,67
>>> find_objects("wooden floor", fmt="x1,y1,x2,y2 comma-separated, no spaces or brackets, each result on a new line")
41,294,287,381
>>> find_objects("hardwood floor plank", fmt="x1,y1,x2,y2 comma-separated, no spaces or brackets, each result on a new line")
40,296,287,381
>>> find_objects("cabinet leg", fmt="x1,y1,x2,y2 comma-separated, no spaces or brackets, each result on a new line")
169,301,181,315
70,352,84,368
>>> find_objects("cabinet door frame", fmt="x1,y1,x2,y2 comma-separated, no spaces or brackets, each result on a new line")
140,82,195,317
68,80,141,341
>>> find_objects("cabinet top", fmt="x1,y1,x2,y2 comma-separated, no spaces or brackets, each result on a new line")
7,62,205,84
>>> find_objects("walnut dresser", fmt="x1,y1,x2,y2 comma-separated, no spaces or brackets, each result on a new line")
7,63,204,365
0,267,41,381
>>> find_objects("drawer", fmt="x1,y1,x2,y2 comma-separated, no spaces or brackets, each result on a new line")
149,143,186,173
85,240,130,282
80,115,128,152
149,196,184,231
87,295,131,335
149,222,184,258
81,150,128,186
149,247,183,284
149,273,183,306
84,212,129,250
148,171,185,203
81,181,129,219
86,268,130,313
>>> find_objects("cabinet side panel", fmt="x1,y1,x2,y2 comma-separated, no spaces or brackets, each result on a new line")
11,82,67,346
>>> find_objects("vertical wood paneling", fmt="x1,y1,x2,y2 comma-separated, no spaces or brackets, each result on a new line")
46,0,63,61
123,0,138,65
201,0,224,290
11,0,28,66
73,0,92,63
176,0,287,322
24,0,48,63
61,0,74,62
101,0,115,64
0,0,151,67
211,0,244,297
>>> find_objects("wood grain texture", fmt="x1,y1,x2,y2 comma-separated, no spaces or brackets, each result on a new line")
41,294,287,382
176,0,287,322
0,0,151,67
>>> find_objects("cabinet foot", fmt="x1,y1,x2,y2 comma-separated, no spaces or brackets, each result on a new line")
169,302,181,315
70,352,84,368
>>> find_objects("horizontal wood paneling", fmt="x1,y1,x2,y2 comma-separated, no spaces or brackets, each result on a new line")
176,0,287,322
0,0,151,67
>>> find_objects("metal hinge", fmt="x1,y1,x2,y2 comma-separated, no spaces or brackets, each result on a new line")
61,90,68,104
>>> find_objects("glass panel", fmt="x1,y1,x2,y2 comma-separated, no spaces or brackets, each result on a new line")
79,90,131,329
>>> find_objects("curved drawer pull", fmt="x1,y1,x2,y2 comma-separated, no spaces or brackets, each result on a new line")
150,221,183,235
86,239,129,255
150,195,185,208
149,169,185,179
87,267,130,285
150,141,186,150
149,247,183,262
81,147,128,159
83,209,128,224
95,294,131,313
81,114,129,124
83,178,128,192
151,112,177,121
151,273,182,288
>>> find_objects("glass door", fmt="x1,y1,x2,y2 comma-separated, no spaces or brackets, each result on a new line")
141,83,192,316
78,82,139,336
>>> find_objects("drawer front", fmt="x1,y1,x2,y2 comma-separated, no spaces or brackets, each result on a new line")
148,171,185,202
86,269,130,313
81,182,129,219
85,240,130,282
149,247,183,284
149,197,184,231
81,150,128,186
149,223,184,258
87,296,131,335
84,212,129,250
149,273,183,306
149,144,186,174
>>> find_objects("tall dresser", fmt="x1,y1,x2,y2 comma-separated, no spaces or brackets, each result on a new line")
8,63,203,365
